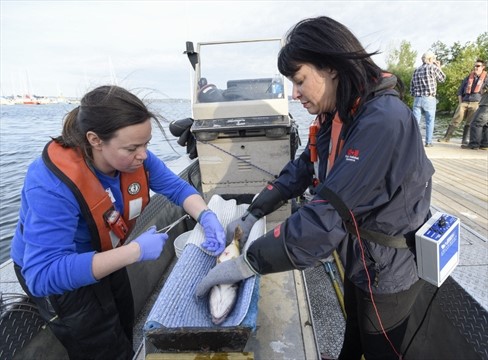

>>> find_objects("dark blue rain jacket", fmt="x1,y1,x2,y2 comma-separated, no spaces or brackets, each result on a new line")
272,79,435,294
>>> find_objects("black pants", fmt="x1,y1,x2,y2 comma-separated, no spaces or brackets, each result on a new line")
338,276,425,360
468,105,488,148
15,264,135,360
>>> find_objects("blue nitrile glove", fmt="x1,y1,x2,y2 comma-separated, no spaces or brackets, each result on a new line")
225,211,258,247
133,226,168,262
198,209,226,256
195,254,257,297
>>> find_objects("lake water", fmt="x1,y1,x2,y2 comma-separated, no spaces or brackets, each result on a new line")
0,99,449,264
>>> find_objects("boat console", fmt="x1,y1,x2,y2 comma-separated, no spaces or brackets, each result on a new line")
183,39,299,222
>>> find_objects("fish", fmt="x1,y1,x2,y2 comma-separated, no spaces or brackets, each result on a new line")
208,225,243,325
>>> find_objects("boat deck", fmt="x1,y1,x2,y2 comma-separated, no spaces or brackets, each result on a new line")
1,140,487,360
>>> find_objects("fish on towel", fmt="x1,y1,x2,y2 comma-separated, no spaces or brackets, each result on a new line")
208,225,242,325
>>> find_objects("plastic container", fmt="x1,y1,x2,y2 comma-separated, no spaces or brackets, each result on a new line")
174,231,192,258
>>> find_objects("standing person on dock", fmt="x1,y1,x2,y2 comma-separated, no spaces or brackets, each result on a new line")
462,60,488,150
410,50,446,147
196,16,435,360
10,85,226,360
438,59,487,144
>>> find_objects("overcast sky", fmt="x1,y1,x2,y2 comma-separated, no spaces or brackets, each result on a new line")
1,0,487,99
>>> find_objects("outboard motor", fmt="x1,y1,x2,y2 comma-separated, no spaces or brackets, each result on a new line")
169,118,197,159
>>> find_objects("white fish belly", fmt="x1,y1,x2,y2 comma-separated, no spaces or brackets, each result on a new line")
209,283,238,325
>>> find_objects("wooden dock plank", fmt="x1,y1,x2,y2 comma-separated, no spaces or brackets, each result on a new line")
425,141,488,238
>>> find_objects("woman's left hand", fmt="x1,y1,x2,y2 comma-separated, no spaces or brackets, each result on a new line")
198,210,226,256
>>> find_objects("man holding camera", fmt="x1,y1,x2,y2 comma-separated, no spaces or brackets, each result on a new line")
410,51,446,147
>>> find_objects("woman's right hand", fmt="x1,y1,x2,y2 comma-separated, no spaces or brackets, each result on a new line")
133,226,168,261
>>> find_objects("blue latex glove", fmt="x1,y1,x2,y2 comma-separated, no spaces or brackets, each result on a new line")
198,209,226,256
226,212,258,248
133,226,168,262
195,254,257,297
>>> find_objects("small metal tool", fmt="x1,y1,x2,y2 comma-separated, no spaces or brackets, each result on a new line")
156,214,190,233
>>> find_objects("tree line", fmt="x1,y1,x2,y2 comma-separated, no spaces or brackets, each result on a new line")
385,32,488,114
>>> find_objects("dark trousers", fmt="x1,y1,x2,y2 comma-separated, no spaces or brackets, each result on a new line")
468,105,488,147
338,276,425,360
15,264,135,360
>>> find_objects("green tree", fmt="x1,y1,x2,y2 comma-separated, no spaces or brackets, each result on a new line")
385,40,417,107
382,34,486,113
432,33,488,113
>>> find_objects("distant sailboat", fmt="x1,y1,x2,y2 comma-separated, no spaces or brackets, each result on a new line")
21,70,40,104
22,94,40,105
0,97,15,105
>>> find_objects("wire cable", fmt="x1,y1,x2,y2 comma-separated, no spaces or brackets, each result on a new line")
349,210,403,360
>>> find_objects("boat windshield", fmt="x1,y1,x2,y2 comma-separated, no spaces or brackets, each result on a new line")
195,39,284,103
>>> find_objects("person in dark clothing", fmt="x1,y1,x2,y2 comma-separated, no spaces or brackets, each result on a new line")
438,59,487,144
196,16,435,360
462,61,488,150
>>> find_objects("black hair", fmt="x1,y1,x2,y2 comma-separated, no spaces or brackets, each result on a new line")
278,16,402,123
54,85,155,160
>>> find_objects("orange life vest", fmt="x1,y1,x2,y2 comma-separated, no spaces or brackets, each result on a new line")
42,141,150,252
465,70,487,94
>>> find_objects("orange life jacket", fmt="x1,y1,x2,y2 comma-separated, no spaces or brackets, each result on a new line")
465,70,487,94
42,141,150,252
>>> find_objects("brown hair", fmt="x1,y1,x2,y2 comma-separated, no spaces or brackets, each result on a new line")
54,85,155,160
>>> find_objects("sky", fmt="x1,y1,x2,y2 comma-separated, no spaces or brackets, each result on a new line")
1,0,487,99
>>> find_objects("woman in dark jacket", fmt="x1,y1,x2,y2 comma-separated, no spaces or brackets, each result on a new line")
196,16,434,360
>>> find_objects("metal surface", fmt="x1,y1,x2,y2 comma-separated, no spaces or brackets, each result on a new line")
0,295,45,359
304,263,345,359
436,277,488,359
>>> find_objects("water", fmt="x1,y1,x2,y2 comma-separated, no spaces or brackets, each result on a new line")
0,99,451,265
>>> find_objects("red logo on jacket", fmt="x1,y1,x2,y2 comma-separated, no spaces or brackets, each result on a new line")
273,224,281,238
345,148,360,162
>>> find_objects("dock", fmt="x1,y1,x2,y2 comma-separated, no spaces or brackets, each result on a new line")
425,139,488,237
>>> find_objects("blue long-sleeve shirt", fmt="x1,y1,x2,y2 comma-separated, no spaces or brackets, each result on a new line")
11,150,198,297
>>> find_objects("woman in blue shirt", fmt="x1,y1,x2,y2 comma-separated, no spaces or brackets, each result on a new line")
11,85,225,359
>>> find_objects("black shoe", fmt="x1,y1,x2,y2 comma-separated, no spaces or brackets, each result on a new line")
425,143,433,147
461,144,479,150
